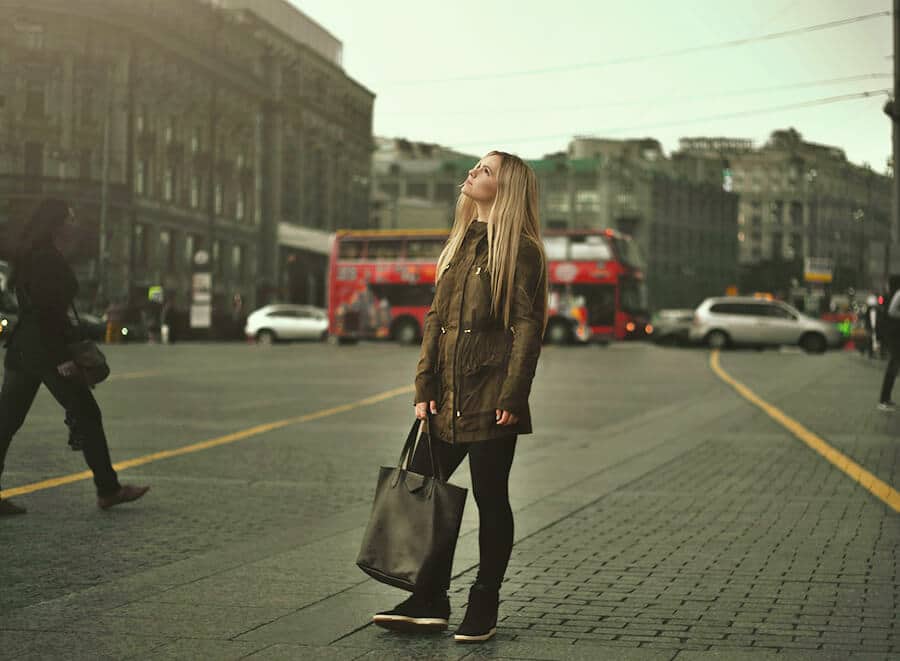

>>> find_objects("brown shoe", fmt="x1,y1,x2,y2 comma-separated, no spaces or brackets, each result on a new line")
0,499,26,516
97,485,150,510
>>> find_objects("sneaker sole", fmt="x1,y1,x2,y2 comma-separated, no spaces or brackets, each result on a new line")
454,627,497,642
372,615,448,633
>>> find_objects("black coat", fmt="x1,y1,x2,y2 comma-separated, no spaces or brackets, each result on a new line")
5,245,79,370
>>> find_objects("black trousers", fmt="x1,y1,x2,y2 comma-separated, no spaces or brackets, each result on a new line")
408,434,517,596
880,348,900,404
0,349,120,496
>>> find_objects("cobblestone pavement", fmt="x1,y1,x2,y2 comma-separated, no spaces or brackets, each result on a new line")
0,342,896,660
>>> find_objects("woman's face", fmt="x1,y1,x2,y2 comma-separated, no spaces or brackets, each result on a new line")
462,153,503,204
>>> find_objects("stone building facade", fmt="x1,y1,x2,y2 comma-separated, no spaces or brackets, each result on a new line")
673,129,893,293
0,0,373,332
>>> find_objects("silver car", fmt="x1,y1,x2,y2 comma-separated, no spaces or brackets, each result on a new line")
689,297,844,353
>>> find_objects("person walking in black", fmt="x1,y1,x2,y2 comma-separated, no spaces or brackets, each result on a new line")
0,199,149,516
371,152,548,642
878,276,900,411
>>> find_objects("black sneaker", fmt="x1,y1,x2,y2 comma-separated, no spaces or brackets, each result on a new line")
454,584,499,643
372,592,450,632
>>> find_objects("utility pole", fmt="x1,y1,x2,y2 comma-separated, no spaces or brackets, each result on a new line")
98,63,112,308
885,0,900,284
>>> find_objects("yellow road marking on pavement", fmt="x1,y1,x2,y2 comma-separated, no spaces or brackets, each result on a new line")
710,350,900,513
108,369,164,381
0,384,414,499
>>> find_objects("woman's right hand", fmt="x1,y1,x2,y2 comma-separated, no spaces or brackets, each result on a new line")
57,360,79,378
415,401,438,420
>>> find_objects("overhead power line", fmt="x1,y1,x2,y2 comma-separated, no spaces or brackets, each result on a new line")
446,89,891,148
380,11,890,87
377,74,892,117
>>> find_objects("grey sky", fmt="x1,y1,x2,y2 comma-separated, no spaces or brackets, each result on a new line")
292,0,892,170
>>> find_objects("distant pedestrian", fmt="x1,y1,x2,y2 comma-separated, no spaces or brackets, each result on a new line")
865,294,880,358
372,152,548,642
0,198,149,516
877,276,900,411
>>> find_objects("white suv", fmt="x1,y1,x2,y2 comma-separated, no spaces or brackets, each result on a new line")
689,297,843,353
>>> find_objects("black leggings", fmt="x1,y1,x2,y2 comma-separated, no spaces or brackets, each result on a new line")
881,348,900,404
0,350,120,496
408,434,517,596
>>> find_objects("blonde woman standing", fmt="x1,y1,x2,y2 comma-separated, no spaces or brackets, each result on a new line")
373,152,548,642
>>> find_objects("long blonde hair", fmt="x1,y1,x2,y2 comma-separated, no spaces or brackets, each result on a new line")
435,151,548,332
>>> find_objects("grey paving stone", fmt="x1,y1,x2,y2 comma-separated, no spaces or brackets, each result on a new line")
244,644,369,660
145,638,267,660
7,631,166,661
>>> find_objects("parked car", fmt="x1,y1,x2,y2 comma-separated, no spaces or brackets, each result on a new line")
245,304,328,343
651,308,695,346
689,296,844,353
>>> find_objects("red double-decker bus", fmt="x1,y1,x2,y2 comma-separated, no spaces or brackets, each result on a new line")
328,228,649,344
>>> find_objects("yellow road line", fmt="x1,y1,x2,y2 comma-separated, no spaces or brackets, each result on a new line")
0,384,414,499
710,349,900,513
108,369,164,381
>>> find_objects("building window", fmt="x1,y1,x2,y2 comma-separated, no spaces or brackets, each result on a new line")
164,117,175,144
133,224,147,268
407,182,428,199
236,190,245,220
214,182,224,215
25,86,45,116
21,25,44,50
159,229,173,273
134,160,146,195
212,239,223,275
546,192,570,213
135,110,144,134
789,201,803,226
435,182,457,202
190,175,200,208
81,87,93,124
24,142,43,185
184,234,195,265
190,127,200,153
232,244,245,280
575,190,601,213
163,169,174,202
79,149,92,179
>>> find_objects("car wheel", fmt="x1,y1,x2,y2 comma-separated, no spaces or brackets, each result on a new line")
799,333,827,354
393,319,420,345
319,329,328,342
256,329,276,345
546,320,573,345
705,329,730,350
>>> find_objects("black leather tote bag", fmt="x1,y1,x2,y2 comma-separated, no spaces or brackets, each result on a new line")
356,415,468,592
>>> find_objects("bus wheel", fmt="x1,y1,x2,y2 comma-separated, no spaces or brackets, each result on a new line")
546,320,573,345
393,319,420,345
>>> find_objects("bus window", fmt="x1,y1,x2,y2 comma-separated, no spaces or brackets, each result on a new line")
368,240,404,260
407,238,445,260
620,276,649,313
612,237,646,269
570,235,612,261
338,239,365,260
543,236,568,260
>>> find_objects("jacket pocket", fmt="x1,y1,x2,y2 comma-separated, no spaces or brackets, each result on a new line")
459,329,510,376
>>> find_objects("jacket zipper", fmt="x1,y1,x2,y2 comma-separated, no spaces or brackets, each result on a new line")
450,249,478,443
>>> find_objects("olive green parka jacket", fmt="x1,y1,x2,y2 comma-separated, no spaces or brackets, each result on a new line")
414,219,547,444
